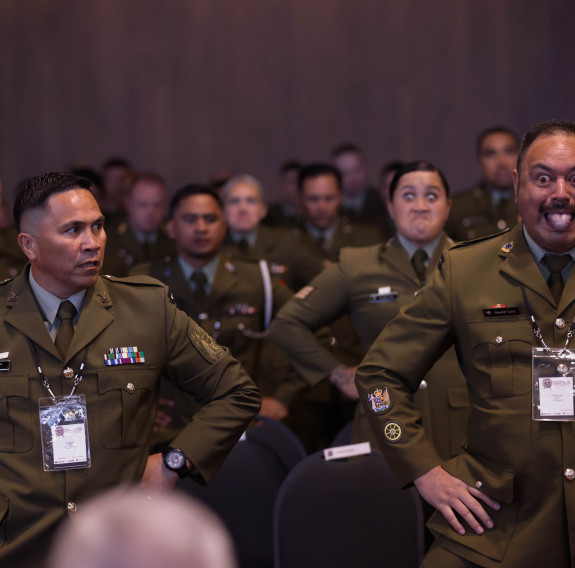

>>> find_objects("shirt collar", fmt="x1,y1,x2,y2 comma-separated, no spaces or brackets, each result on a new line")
523,225,575,281
178,255,220,288
396,232,442,260
28,270,86,325
229,229,258,248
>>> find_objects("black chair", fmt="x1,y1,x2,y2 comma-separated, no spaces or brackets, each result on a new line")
329,420,354,447
273,450,425,568
177,416,306,568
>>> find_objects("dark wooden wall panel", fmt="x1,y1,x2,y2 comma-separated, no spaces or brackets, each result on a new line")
1,0,574,205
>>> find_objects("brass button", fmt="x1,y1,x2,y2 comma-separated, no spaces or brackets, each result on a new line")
556,318,566,329
198,312,208,321
418,380,428,391
497,219,507,230
67,502,77,512
62,367,74,379
565,468,575,481
126,382,135,392
496,336,503,345
475,481,483,489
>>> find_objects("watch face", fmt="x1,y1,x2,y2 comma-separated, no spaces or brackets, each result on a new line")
166,450,185,470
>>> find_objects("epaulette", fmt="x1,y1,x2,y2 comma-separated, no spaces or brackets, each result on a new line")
449,228,511,250
101,274,164,287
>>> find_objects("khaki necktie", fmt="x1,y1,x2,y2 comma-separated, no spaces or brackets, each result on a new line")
411,249,428,284
542,254,572,303
191,270,208,304
55,300,77,358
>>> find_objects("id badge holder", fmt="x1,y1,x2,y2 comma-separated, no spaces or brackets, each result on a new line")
532,347,575,421
38,394,91,471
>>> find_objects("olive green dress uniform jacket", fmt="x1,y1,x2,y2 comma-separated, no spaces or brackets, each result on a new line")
0,267,260,566
102,221,176,277
223,225,324,290
133,254,304,409
271,234,469,459
356,223,575,567
445,183,519,241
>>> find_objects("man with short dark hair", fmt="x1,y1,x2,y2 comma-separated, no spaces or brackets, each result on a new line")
2,172,260,566
331,143,393,238
356,120,575,567
446,126,520,241
103,173,175,276
132,184,300,425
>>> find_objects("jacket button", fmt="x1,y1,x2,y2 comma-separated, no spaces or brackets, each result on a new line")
565,468,575,481
495,336,503,344
198,312,208,321
418,380,428,391
556,318,566,329
126,382,135,391
475,481,483,489
67,502,77,512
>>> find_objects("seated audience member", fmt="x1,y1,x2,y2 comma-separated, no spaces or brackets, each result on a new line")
446,125,520,240
222,173,323,290
272,160,468,460
331,143,393,239
48,487,237,568
264,160,303,227
131,184,304,434
103,172,175,276
100,156,134,222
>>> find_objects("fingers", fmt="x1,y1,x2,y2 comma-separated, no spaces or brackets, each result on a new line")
468,486,501,511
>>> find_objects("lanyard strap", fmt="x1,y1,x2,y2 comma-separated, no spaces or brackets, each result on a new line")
27,338,88,400
520,286,575,354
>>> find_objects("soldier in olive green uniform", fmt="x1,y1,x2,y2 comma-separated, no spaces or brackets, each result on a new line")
132,184,304,438
102,173,175,276
356,122,575,567
446,126,520,241
271,161,469,460
0,173,260,567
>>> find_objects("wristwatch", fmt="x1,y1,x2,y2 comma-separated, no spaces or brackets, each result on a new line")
162,447,190,478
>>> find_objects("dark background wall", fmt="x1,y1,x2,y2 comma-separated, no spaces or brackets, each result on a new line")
1,0,574,202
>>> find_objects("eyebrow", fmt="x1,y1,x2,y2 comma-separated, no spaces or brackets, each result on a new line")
530,163,575,173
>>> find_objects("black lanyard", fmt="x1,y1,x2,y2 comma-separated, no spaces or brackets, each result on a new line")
520,286,575,354
27,338,88,400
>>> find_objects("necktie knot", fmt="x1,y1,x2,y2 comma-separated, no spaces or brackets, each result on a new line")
542,254,572,303
55,300,77,358
411,249,428,284
191,271,208,303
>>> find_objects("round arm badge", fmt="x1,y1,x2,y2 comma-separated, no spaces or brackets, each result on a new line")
383,421,403,443
367,386,393,415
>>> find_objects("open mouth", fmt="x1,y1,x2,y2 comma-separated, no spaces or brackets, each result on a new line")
78,260,100,269
545,212,574,231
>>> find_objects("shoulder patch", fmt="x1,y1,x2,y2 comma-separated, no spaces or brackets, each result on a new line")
188,320,224,363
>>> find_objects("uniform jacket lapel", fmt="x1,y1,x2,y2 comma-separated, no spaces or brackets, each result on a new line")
498,224,554,306
68,278,114,361
207,258,236,310
3,269,59,358
380,238,419,285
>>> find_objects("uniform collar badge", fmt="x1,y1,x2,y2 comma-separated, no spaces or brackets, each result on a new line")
501,241,514,253
97,292,111,304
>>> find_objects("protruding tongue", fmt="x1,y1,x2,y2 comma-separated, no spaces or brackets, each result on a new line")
547,213,572,230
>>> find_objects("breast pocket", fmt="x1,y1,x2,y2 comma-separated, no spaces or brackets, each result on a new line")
97,368,158,449
468,320,533,397
0,375,32,452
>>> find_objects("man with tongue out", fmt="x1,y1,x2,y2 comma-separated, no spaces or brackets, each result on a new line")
356,120,575,568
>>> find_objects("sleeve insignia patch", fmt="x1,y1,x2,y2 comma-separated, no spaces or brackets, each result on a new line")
367,387,392,414
295,285,315,300
383,421,403,443
188,321,224,363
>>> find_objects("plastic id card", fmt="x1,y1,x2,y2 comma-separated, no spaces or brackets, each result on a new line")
39,394,91,471
532,348,575,421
